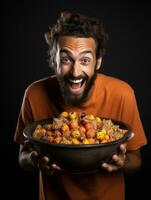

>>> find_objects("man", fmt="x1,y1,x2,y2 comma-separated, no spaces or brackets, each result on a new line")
14,10,147,200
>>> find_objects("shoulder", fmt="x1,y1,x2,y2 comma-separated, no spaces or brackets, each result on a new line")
24,75,57,97
96,73,135,98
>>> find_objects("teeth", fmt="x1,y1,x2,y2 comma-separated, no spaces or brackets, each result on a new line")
69,79,83,83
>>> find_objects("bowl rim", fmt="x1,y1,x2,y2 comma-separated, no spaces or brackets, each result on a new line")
23,117,132,148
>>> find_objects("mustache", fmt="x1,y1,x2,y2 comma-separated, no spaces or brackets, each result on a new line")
64,74,88,82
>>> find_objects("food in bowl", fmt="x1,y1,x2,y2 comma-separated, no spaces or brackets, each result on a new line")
32,111,128,145
23,112,131,173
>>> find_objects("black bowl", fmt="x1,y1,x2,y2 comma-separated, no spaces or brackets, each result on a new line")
23,117,132,173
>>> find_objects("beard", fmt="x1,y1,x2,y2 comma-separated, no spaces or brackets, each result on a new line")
57,70,97,107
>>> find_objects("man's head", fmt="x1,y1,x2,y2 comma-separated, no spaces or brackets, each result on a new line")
45,10,108,106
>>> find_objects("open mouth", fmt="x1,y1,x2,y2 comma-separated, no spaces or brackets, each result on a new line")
68,78,86,94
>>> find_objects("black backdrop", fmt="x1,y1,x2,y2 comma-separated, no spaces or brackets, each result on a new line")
1,1,151,199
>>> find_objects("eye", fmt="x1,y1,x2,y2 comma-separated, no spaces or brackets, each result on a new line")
80,57,91,66
60,57,71,65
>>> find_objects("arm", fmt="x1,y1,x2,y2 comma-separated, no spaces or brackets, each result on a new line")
123,149,142,173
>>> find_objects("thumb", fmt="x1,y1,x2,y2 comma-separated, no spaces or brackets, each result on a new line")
128,132,134,141
21,140,30,151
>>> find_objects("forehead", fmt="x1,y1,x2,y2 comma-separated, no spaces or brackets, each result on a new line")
57,36,96,55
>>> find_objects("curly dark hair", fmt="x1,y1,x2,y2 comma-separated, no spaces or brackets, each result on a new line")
45,10,108,66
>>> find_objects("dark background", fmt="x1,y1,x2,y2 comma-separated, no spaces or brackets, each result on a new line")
1,1,151,199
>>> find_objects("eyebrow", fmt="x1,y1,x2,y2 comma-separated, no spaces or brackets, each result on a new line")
60,49,93,56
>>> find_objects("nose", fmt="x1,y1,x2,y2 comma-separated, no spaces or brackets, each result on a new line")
71,62,82,77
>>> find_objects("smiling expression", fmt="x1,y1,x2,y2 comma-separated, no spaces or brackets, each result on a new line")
54,36,102,106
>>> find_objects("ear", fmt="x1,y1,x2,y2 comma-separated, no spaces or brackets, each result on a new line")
96,57,102,70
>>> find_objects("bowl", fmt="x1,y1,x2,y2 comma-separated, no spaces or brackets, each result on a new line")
23,117,132,174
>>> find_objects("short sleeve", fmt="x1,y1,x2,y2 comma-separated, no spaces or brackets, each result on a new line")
14,90,33,145
120,88,147,150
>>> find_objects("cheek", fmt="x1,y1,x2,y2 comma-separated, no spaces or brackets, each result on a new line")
57,64,70,77
83,65,96,77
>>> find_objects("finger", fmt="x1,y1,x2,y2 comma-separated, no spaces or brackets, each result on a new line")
41,156,50,165
21,140,30,151
112,144,126,167
128,132,135,141
119,144,127,154
112,154,125,167
52,164,61,171
22,140,35,152
24,140,29,147
41,164,61,176
101,162,119,172
44,165,55,176
30,151,39,166
30,150,38,159
37,156,50,170
44,164,61,175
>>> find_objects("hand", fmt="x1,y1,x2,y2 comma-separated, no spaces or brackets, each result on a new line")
22,140,61,175
101,144,126,172
101,132,134,172
30,152,61,175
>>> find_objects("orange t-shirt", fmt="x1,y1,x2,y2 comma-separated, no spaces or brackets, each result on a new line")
14,73,147,200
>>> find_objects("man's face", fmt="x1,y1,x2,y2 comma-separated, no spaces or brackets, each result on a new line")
54,36,101,106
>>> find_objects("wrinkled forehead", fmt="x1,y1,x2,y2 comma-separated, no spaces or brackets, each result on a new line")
57,36,96,57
